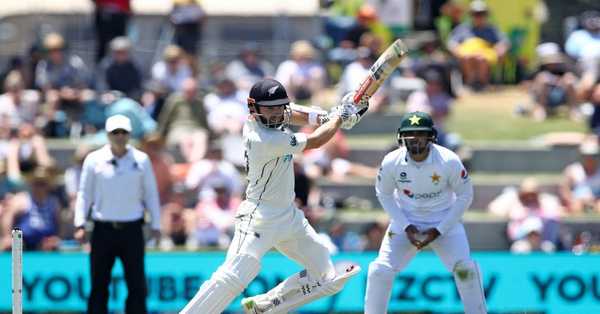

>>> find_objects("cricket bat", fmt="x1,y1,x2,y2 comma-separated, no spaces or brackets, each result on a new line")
353,39,409,116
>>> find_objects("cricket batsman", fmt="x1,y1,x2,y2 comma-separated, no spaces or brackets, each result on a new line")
180,78,365,313
365,111,487,314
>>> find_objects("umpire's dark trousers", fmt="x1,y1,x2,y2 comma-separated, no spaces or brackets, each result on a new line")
88,219,147,314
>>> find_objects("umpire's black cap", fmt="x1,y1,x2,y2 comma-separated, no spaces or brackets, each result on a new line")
249,79,290,106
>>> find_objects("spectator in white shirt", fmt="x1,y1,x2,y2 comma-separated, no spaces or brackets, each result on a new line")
73,114,160,314
151,45,193,93
275,40,326,102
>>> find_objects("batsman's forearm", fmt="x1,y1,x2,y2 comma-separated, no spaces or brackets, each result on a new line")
304,117,341,150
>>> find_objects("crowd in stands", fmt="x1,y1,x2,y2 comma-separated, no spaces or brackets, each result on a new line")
1,0,600,255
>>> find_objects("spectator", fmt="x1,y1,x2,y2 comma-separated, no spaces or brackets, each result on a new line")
488,177,564,246
1,167,61,251
338,47,388,112
301,125,378,182
204,77,247,136
447,0,509,91
527,43,578,121
96,37,143,99
0,71,41,129
35,33,89,91
510,216,556,253
275,40,326,102
93,0,132,63
157,77,210,163
140,133,175,205
151,45,193,93
343,4,392,48
0,158,24,227
406,69,454,145
7,123,54,174
105,95,157,140
64,145,93,211
73,114,161,314
560,139,600,213
224,43,275,93
565,10,600,78
36,33,90,136
362,221,386,251
185,176,240,249
184,141,243,199
141,80,170,121
170,0,205,55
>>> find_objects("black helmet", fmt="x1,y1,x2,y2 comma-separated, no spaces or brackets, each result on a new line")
397,111,437,155
248,79,291,128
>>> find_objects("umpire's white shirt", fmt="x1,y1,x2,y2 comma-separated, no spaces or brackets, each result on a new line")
376,144,473,235
74,145,161,230
238,119,307,226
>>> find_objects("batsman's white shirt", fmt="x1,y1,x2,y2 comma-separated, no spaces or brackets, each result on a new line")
238,119,308,227
376,144,473,235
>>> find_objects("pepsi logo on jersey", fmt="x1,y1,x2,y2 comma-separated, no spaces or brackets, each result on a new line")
403,189,442,200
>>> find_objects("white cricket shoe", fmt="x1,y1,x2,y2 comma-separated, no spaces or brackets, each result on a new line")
241,297,264,314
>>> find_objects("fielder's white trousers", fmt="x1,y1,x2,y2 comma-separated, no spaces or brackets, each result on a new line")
365,222,471,313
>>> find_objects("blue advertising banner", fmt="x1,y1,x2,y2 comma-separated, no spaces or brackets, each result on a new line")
1,252,600,313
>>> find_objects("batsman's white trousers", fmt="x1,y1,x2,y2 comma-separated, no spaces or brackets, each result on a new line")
181,206,336,314
365,222,475,313
229,206,335,280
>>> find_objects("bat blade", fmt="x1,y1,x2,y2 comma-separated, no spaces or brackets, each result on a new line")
353,39,408,115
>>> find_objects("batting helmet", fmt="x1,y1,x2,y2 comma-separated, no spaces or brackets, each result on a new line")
397,111,437,154
247,79,291,129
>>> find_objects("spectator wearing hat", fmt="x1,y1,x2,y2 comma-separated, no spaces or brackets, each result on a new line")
488,177,564,246
510,216,556,253
524,42,577,121
74,114,160,314
338,47,388,112
447,0,509,91
1,166,61,251
35,33,90,137
560,139,600,213
157,77,210,163
93,0,132,63
224,43,274,93
151,45,193,93
96,37,143,99
275,40,326,102
35,33,90,91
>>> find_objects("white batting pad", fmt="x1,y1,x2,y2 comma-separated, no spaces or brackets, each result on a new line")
453,259,488,314
243,263,361,314
180,254,260,314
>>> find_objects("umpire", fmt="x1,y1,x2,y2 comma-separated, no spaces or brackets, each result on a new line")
74,114,161,314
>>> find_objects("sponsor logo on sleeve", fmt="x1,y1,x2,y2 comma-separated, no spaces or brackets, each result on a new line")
397,171,411,183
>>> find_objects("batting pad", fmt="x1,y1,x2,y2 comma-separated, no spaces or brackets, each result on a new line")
244,264,361,314
453,259,488,314
180,254,260,314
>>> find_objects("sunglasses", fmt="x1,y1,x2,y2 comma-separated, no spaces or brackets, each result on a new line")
110,129,130,135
